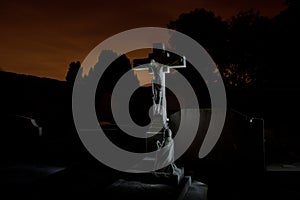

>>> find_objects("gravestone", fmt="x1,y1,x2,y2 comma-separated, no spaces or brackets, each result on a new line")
132,43,186,183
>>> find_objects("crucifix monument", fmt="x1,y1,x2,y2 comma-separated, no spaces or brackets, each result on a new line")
133,43,186,183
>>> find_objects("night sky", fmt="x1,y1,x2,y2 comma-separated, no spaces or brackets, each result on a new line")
0,0,286,81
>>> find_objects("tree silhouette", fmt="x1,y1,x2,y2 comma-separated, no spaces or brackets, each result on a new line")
88,50,140,123
168,8,227,64
167,8,226,107
94,50,139,94
168,8,271,89
285,0,299,7
66,61,80,85
265,0,300,87
223,10,270,88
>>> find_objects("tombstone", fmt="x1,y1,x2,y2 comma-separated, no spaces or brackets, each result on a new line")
0,114,42,163
130,43,187,184
104,44,208,200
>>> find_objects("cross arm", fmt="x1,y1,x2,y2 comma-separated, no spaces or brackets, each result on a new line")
168,56,186,69
133,64,150,71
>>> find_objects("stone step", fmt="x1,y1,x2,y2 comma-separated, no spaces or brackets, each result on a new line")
104,176,197,200
126,156,157,173
146,131,164,136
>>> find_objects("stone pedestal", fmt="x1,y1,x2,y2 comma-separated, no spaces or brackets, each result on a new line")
104,176,208,200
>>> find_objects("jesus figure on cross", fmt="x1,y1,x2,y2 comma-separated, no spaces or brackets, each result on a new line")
149,59,164,116
134,55,186,124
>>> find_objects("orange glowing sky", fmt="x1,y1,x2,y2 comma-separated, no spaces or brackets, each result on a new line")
0,0,286,81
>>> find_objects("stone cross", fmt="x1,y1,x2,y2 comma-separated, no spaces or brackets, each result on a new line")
132,49,186,181
134,56,186,124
